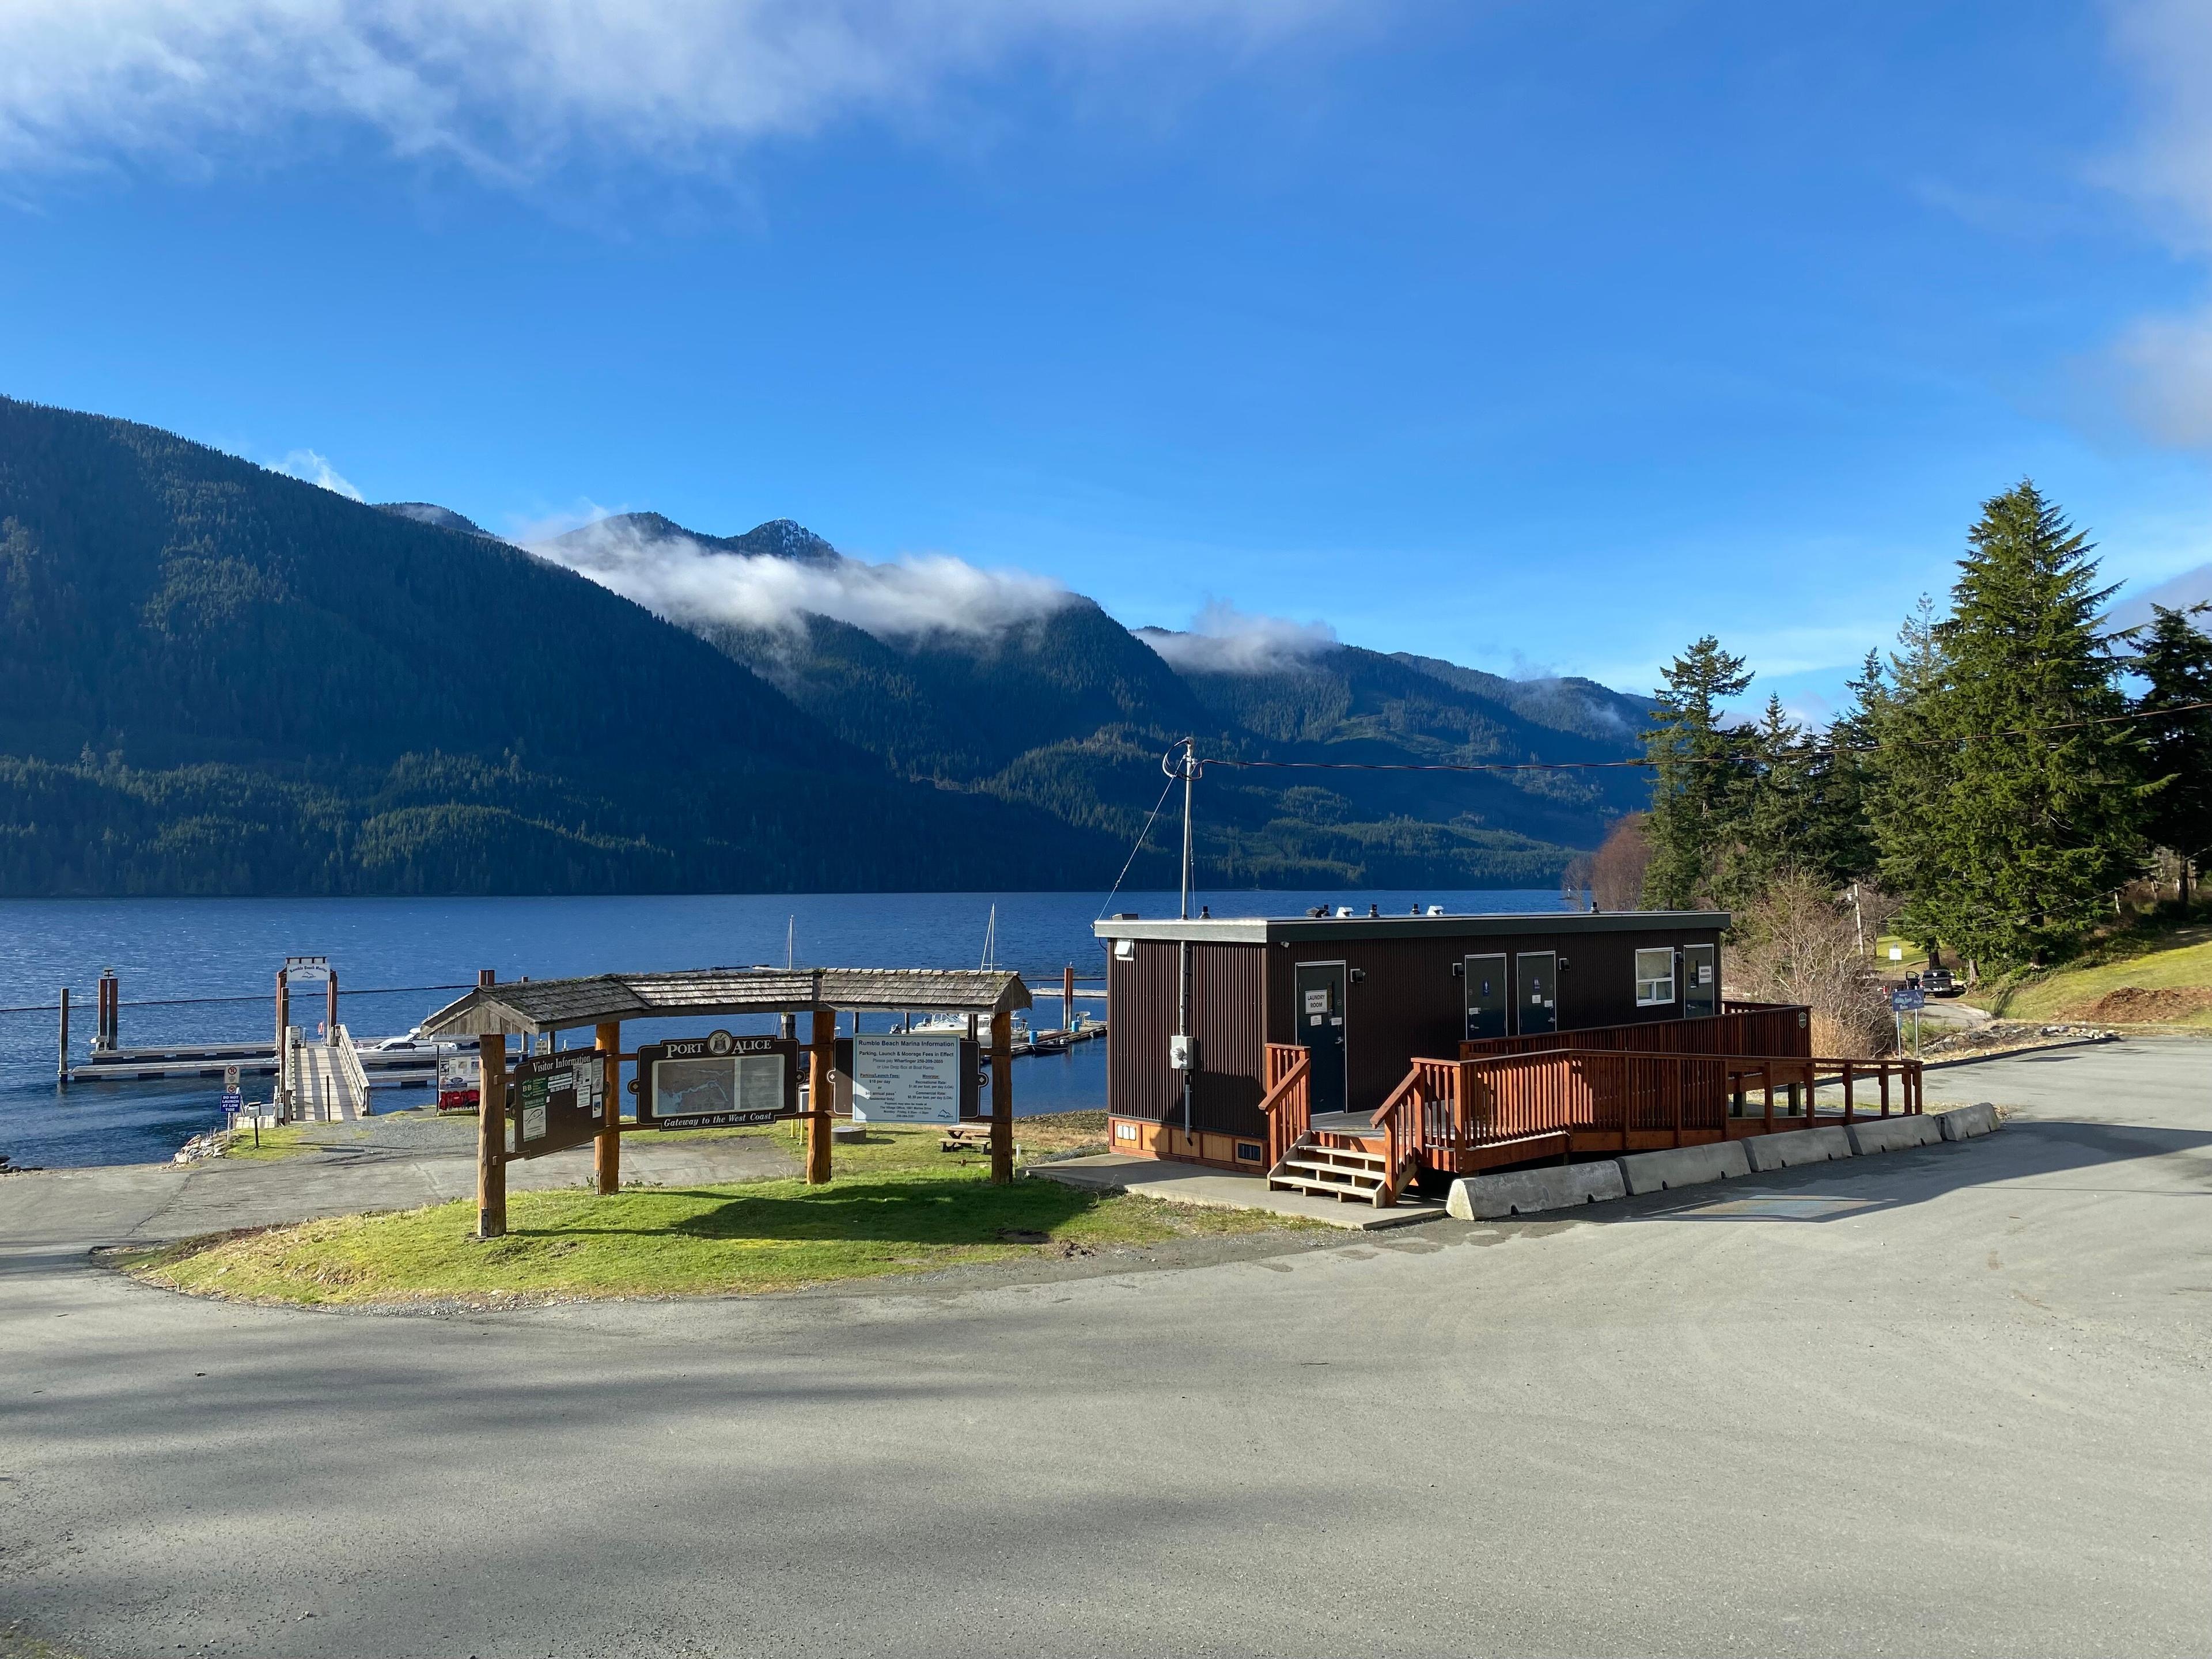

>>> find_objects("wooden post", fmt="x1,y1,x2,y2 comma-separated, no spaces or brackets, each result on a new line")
326,968,339,1040
1063,964,1075,1029
807,1006,836,1185
990,1009,1013,1185
274,971,289,1109
594,1021,622,1196
56,987,69,1084
476,1031,507,1239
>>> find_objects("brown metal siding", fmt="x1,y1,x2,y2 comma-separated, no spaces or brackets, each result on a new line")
1262,925,1725,1111
1108,940,1268,1136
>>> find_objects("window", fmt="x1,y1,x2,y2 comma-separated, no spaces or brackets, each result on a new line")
1634,948,1676,1007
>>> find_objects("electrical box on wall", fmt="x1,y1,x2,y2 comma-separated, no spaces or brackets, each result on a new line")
1168,1033,1197,1071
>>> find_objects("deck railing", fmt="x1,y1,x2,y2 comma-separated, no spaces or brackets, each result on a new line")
1376,1046,1921,1171
1259,1042,1312,1171
1460,1001,1812,1065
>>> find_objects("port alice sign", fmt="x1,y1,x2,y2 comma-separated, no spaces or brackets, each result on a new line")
506,1051,608,1160
851,1033,964,1125
635,1031,797,1128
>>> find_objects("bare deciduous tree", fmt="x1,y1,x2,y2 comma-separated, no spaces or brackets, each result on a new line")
1588,814,1651,911
1732,874,1895,1056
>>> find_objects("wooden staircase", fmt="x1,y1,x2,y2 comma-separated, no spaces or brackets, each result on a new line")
1267,1132,1418,1207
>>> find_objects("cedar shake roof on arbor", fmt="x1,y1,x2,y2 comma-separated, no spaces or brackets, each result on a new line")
419,967,1033,1037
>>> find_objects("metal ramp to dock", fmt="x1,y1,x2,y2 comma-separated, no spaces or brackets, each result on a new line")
283,1025,370,1123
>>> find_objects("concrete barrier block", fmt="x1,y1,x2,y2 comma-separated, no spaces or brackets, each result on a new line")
1448,1161,1627,1220
1936,1103,1999,1142
1847,1114,1944,1155
1743,1126,1855,1172
1618,1140,1751,1196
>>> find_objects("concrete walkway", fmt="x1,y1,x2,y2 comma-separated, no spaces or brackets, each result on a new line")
1030,1152,1445,1230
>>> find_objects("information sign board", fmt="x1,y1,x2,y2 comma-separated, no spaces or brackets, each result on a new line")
635,1031,797,1128
850,1033,965,1125
506,1050,609,1160
1890,986,1926,1012
283,955,331,982
220,1089,244,1115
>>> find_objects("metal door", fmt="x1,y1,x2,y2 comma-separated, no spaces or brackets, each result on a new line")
1683,944,1718,1018
1515,952,1558,1036
1293,961,1349,1116
1464,953,1508,1041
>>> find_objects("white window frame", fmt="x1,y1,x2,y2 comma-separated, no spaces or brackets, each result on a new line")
1634,947,1676,1008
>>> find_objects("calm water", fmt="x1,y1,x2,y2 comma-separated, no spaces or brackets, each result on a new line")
0,888,1565,1168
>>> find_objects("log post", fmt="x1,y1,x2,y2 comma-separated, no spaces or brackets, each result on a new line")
57,987,69,1085
594,1020,621,1196
807,1006,836,1185
326,968,339,1041
1063,964,1075,1029
476,1031,507,1239
990,1009,1013,1185
274,971,290,1109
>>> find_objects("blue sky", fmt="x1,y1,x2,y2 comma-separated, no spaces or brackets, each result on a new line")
5,0,2212,718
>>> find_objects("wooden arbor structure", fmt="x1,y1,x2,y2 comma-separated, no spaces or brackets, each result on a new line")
421,967,1034,1240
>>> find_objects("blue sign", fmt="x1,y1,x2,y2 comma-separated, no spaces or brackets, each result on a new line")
1890,987,1926,1012
220,1089,244,1113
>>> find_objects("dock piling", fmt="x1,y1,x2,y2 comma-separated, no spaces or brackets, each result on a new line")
56,987,69,1085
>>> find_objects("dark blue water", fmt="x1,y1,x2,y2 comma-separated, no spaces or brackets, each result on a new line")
0,888,1566,1168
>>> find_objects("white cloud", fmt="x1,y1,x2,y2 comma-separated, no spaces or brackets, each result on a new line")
270,448,364,501
1135,599,1338,673
533,514,1074,639
0,0,1344,179
2100,1,2212,448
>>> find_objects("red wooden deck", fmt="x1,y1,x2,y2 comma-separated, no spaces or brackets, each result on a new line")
1258,1004,1922,1202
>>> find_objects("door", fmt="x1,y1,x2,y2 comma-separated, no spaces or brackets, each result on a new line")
1683,944,1718,1018
1293,961,1349,1116
1515,952,1558,1036
1464,953,1508,1041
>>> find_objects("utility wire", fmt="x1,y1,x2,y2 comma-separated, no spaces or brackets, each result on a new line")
1193,698,2212,777
1096,773,1181,922
0,982,476,1017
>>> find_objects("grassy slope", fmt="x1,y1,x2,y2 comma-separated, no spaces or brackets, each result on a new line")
125,1120,1301,1305
1983,925,2212,1026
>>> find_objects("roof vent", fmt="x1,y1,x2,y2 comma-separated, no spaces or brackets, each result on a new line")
1113,912,1140,921
1335,906,1355,918
1426,904,1445,916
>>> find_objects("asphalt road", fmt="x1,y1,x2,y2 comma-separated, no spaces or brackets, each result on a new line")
2,1040,2208,1657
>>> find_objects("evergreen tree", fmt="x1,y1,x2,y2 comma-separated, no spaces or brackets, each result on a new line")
1806,652,1884,885
1884,483,2147,965
2132,604,2212,908
1641,636,1753,908
1737,694,1813,900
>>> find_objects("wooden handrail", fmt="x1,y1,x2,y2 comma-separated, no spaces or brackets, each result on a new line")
1258,1043,1312,1171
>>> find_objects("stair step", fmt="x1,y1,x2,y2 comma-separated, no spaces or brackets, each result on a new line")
1278,1158,1383,1187
1271,1168,1385,1199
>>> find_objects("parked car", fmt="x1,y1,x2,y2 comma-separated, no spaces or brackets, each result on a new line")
1921,967,1960,996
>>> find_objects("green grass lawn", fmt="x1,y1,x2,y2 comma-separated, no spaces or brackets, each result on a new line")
218,1123,317,1162
124,1124,1299,1305
1983,926,2212,1027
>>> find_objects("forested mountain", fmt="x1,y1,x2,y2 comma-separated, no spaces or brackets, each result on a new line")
0,397,1117,895
562,512,1653,891
0,396,1652,895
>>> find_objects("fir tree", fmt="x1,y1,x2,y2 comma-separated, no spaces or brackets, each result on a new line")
1889,483,2146,965
1641,636,1753,908
2132,604,2212,908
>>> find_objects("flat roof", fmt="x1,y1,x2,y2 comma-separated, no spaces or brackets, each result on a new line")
419,967,1032,1037
1092,910,1730,945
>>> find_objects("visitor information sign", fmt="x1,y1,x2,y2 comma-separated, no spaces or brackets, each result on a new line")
850,1033,964,1125
507,1050,608,1159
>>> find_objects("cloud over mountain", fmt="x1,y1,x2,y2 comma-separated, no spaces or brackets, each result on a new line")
533,513,1075,640
1135,600,1339,674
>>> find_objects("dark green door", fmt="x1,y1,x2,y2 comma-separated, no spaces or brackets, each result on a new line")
1684,944,1718,1017
1293,961,1348,1116
1464,953,1508,1040
1515,952,1558,1036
